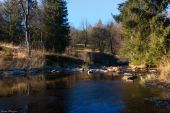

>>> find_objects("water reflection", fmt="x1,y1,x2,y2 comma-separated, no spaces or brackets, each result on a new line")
120,82,168,113
0,73,169,113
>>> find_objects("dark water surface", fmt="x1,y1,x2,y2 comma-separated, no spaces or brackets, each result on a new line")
0,73,169,113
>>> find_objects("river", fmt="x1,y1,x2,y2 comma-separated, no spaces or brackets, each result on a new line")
0,72,169,113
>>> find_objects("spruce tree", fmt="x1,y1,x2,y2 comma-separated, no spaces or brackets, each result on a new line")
44,0,70,53
114,0,170,66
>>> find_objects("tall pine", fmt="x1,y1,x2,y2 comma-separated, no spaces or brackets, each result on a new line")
44,0,70,53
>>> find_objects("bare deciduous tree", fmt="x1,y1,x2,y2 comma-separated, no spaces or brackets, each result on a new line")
81,19,88,47
20,0,37,56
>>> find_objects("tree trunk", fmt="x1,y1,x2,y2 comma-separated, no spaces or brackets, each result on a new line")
110,35,114,55
82,20,88,48
25,0,31,56
84,29,88,47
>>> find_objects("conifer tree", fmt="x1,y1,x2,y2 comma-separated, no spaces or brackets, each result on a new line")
44,0,70,53
114,0,170,66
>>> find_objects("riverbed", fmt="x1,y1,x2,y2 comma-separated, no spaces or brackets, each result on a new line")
0,73,169,113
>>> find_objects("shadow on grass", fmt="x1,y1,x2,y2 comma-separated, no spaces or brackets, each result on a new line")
45,52,129,68
45,55,85,67
88,52,129,67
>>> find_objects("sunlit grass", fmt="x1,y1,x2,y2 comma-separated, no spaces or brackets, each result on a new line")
159,58,170,82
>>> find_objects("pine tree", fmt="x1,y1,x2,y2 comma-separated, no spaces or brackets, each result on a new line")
44,0,70,53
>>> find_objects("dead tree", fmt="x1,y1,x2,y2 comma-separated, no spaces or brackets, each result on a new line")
20,0,31,56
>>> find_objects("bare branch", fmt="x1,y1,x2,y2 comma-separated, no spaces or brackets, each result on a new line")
20,0,26,14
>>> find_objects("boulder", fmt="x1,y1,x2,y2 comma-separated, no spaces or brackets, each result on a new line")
122,75,138,82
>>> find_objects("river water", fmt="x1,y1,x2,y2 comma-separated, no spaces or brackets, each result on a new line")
0,73,169,113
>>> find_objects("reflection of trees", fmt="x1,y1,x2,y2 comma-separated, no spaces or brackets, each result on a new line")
55,73,79,88
120,83,166,113
23,73,80,113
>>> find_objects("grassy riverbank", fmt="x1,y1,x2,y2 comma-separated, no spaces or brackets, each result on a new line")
0,42,170,93
0,42,128,69
159,59,170,82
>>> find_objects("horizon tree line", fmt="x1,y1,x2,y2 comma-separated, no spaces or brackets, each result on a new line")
69,20,121,55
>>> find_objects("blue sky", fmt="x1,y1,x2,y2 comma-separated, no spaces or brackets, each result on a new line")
67,0,125,28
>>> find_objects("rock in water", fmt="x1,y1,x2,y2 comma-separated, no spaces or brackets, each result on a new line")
122,75,138,82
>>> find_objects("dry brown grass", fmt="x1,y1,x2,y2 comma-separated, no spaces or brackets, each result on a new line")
0,41,46,69
159,58,170,82
0,42,15,49
0,56,45,69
